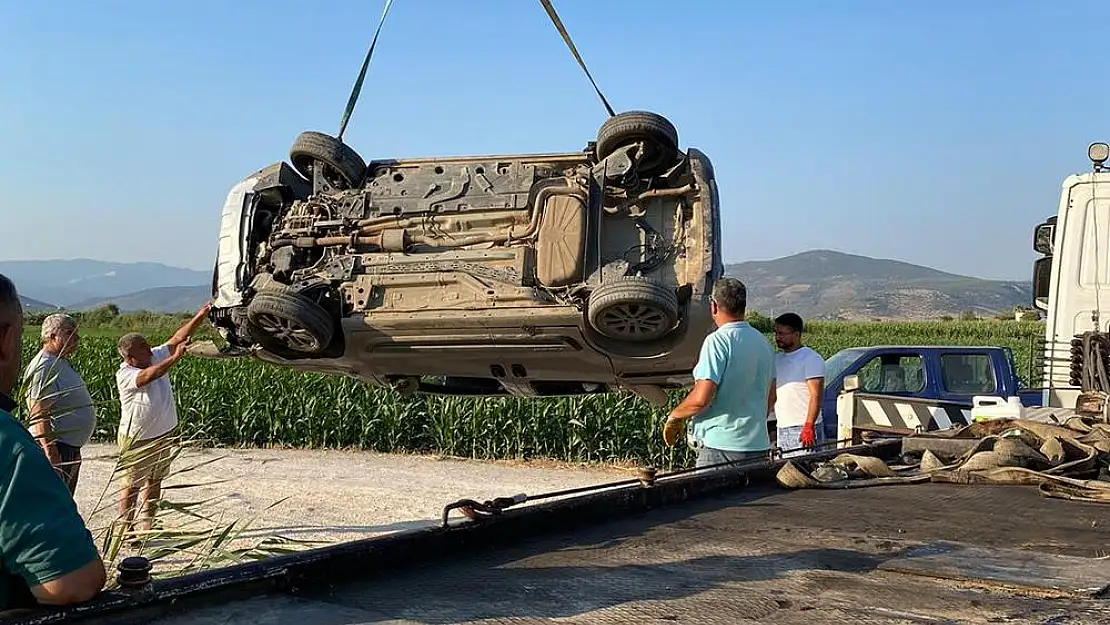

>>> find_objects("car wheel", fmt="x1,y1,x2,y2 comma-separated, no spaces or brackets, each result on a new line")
245,290,335,355
289,131,367,190
587,277,679,342
595,111,679,178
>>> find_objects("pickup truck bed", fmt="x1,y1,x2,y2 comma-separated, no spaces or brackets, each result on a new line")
48,456,1110,625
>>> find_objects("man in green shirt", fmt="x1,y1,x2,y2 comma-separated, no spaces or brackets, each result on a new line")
0,275,106,613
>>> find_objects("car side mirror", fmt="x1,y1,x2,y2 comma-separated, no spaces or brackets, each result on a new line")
843,375,860,392
1033,256,1051,310
1033,223,1055,255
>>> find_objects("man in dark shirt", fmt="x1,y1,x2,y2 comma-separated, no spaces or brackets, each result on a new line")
0,274,106,612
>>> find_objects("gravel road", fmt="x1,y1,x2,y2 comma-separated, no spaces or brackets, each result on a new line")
72,443,630,556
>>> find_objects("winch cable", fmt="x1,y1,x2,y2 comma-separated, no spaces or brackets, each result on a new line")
538,0,616,117
440,437,858,526
338,0,606,141
337,0,396,141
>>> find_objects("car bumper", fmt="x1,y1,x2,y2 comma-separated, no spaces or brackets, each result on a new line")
212,174,264,310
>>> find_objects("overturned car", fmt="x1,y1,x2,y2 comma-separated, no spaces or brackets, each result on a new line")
208,111,723,405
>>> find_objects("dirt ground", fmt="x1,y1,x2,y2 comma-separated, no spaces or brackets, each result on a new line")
72,443,630,556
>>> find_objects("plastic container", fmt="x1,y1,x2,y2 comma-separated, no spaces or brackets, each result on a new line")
970,396,1024,422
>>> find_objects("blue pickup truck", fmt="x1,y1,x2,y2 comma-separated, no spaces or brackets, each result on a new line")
813,345,1042,440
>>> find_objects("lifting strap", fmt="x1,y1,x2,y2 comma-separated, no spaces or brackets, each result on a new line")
338,0,396,140
538,0,616,117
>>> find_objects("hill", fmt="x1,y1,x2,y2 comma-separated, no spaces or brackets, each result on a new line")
0,252,1033,319
0,259,208,307
726,250,1032,320
69,285,211,314
20,296,58,312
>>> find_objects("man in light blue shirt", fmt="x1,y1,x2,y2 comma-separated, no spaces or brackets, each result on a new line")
663,277,776,467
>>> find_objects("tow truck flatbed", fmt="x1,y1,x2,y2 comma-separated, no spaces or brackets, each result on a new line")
162,485,1110,624
12,438,1110,625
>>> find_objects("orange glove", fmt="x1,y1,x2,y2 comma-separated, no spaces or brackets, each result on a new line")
663,416,686,447
800,421,817,447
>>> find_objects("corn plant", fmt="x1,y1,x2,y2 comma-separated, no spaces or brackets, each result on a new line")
19,319,1045,469
11,342,313,584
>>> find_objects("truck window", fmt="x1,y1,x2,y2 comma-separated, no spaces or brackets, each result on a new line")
824,347,869,383
940,354,997,394
857,355,925,393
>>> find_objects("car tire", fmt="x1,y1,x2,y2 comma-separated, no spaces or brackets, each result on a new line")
289,131,366,190
245,290,335,355
595,111,680,178
587,277,679,342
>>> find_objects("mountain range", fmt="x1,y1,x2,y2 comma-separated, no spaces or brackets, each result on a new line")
0,260,209,310
0,251,1033,319
0,260,210,314
725,250,1032,320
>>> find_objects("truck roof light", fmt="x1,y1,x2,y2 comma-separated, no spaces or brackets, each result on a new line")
1089,142,1109,165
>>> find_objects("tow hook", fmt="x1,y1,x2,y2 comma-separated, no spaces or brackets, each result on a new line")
441,465,662,528
441,494,528,528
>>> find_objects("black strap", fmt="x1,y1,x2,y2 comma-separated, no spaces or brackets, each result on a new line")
338,0,395,140
538,0,616,117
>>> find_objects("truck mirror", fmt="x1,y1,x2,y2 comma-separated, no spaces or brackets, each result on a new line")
1033,256,1051,309
843,374,860,392
1033,222,1054,255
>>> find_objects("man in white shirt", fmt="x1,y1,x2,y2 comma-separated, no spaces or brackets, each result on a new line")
114,302,210,535
769,312,825,458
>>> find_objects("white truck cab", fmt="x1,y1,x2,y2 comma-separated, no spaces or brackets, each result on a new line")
1032,142,1110,414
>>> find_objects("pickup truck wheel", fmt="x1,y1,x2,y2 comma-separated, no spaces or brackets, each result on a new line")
587,278,679,342
246,290,335,355
289,131,366,190
596,111,679,178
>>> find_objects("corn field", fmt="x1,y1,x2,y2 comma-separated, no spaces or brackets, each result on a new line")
18,320,1045,469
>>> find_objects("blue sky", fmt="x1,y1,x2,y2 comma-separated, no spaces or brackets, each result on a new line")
0,1,1104,280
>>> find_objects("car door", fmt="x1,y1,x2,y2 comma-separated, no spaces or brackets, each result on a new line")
820,348,928,440
932,350,1001,405
852,350,928,397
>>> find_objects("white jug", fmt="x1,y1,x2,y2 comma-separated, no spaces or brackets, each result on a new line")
970,396,1023,422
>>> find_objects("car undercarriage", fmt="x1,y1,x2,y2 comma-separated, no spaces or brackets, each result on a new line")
208,111,721,403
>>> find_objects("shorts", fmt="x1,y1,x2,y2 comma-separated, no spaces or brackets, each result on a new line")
117,431,175,483
695,446,769,468
687,432,770,468
54,442,82,494
777,420,826,458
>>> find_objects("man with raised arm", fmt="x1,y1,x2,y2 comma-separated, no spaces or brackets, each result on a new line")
115,302,210,536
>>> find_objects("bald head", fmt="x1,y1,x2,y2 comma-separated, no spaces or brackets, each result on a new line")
118,332,154,368
0,274,23,397
118,332,143,358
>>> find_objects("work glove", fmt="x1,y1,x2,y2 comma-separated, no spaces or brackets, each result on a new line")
663,416,686,447
800,421,817,448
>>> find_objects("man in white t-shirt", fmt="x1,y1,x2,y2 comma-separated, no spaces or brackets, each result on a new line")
770,312,825,458
114,302,211,535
